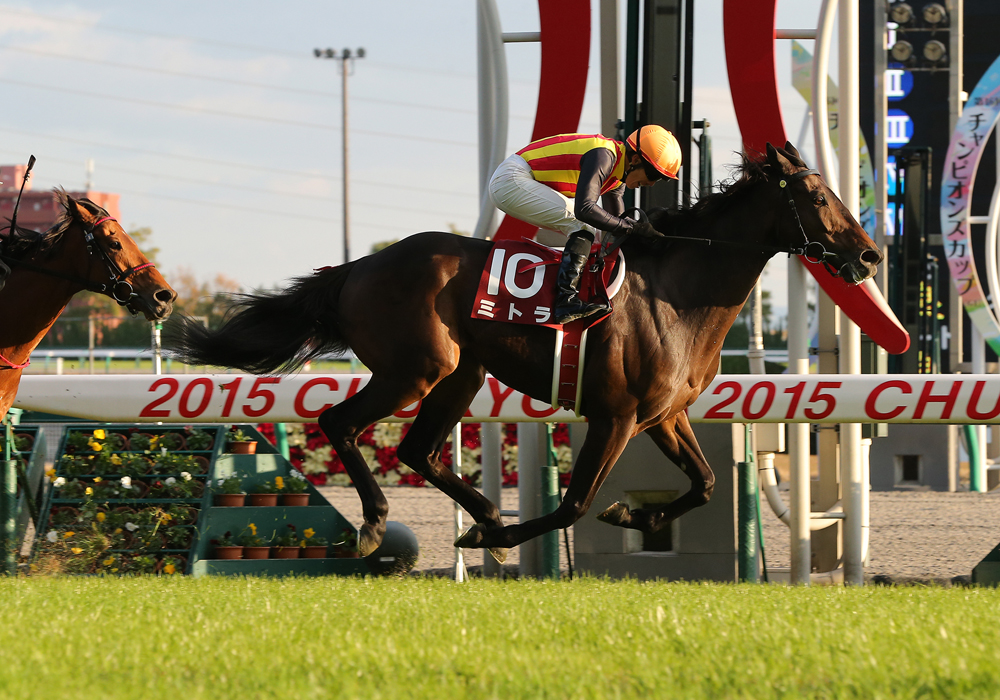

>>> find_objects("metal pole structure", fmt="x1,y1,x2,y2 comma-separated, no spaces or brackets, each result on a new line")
787,256,812,584
873,0,888,297
623,0,640,211
274,423,291,461
518,422,544,577
839,0,864,586
737,461,759,582
88,316,95,375
970,325,987,492
451,423,466,582
151,322,162,376
599,0,620,137
947,0,965,489
473,0,508,241
341,55,351,264
480,423,503,576
315,48,365,263
540,424,560,578
1,418,15,574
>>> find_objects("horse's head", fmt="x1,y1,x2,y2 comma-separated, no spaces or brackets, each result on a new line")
60,194,177,319
766,142,882,284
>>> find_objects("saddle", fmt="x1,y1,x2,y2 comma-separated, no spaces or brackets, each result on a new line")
472,238,627,414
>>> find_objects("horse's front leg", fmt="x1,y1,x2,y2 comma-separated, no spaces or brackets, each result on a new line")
456,416,635,550
596,411,715,533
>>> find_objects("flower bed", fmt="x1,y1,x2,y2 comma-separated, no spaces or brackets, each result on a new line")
256,422,574,488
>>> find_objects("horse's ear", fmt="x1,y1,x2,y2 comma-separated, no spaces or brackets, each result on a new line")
765,142,795,175
784,141,801,160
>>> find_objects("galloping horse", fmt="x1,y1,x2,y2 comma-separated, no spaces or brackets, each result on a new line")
166,143,882,561
0,190,177,416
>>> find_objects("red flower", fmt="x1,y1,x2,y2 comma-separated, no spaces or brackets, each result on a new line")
397,472,425,487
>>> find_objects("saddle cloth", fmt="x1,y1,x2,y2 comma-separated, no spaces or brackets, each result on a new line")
472,238,626,415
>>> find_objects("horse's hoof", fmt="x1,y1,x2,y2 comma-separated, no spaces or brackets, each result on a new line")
488,547,508,564
358,523,385,557
454,523,486,548
596,502,631,527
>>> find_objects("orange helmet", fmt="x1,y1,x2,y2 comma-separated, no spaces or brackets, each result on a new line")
626,125,681,180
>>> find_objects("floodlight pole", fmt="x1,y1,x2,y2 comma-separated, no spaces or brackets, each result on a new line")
315,47,365,264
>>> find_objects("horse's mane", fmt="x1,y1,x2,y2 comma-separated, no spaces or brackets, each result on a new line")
1,189,109,258
630,147,804,254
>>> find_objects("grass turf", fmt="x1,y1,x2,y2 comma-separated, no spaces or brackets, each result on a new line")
0,576,997,699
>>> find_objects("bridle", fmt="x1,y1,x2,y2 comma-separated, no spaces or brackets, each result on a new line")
0,216,155,309
595,166,849,279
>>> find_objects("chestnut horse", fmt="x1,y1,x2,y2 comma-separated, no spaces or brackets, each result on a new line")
0,191,176,417
165,143,882,561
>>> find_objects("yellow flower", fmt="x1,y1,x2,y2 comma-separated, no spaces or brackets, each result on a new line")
249,523,257,536
111,568,119,573
303,528,315,539
299,540,306,548
93,429,106,440
93,476,102,483
88,441,103,452
85,487,93,496
149,436,160,448
102,557,115,566
275,476,284,490
70,547,83,554
164,563,176,575
63,531,75,539
114,528,123,534
96,512,106,522
111,455,122,465
45,468,56,479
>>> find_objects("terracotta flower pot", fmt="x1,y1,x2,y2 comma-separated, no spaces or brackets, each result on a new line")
158,433,186,450
214,546,244,560
270,546,300,559
242,546,270,560
248,493,278,507
106,433,129,450
281,493,310,506
227,441,257,454
213,493,246,507
14,433,34,452
192,456,211,474
334,546,360,558
302,545,328,559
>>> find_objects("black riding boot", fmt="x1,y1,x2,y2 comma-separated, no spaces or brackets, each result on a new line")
552,231,610,325
0,258,9,293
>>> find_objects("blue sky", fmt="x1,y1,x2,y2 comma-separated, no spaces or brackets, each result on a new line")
0,0,828,317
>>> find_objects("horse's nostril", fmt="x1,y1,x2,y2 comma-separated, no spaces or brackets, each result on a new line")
155,289,175,303
861,249,882,265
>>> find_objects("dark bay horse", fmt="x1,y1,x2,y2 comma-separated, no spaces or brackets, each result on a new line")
0,190,176,416
165,143,882,561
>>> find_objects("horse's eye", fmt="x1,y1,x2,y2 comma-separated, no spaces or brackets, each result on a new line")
813,193,827,207
108,238,123,251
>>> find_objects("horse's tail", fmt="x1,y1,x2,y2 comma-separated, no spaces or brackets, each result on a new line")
163,265,353,374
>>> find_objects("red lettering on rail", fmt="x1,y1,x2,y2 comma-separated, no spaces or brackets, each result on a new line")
967,381,1000,420
913,380,962,419
864,380,912,420
487,378,515,417
522,395,558,418
293,377,339,418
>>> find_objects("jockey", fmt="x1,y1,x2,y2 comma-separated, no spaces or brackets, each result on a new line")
488,125,681,324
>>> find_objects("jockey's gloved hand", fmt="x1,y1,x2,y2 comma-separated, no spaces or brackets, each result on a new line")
631,221,662,238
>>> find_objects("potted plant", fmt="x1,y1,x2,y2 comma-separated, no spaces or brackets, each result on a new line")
212,475,246,507
130,554,158,575
225,427,257,455
0,432,34,453
185,427,214,451
148,473,203,500
163,525,194,551
117,453,153,478
157,554,187,575
301,527,329,559
211,531,243,559
64,431,91,454
333,528,359,558
129,431,156,451
270,524,301,559
279,470,310,506
158,432,186,450
248,479,278,507
239,523,269,559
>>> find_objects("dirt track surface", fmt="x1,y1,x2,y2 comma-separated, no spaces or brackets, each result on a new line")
318,486,1000,583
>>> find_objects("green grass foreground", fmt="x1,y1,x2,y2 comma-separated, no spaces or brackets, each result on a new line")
0,577,998,700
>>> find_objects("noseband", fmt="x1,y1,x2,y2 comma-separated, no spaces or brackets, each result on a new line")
84,216,156,305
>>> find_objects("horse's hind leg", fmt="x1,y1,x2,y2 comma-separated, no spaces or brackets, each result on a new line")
395,355,509,562
596,412,716,532
317,376,438,556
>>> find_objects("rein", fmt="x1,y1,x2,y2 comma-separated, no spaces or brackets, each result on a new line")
597,167,847,276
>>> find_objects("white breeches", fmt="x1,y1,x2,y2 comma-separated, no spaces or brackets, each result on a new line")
487,154,603,242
